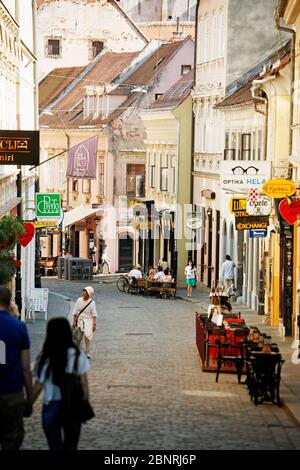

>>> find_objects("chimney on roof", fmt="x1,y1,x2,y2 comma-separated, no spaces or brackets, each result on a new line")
173,17,183,39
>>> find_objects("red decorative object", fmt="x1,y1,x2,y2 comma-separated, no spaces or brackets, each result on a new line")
17,223,35,247
279,198,300,225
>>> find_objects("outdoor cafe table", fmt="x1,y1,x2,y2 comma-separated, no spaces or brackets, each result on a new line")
195,313,250,372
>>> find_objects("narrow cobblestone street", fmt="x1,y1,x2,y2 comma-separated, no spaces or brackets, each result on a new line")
21,279,300,450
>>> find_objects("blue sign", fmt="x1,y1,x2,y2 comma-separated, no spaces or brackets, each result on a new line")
249,229,267,239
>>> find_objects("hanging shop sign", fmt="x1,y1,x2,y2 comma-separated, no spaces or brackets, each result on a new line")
35,193,61,220
262,179,296,198
31,220,58,229
186,212,202,230
235,216,269,231
249,229,268,239
220,161,271,192
279,199,300,225
0,130,39,165
230,197,247,214
246,196,272,216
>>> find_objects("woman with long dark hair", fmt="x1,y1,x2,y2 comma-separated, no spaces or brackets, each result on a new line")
31,318,90,451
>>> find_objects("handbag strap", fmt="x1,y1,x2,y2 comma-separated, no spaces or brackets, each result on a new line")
76,299,93,321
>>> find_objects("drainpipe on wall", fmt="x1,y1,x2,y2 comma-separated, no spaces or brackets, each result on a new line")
251,78,273,316
275,19,296,338
188,0,200,264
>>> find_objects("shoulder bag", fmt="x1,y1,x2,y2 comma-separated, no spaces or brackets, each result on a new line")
60,350,95,424
73,299,93,328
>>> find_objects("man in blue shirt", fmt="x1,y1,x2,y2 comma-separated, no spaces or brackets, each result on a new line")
0,287,32,450
221,255,236,295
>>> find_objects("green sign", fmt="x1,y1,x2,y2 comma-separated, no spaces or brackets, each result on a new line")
36,193,61,219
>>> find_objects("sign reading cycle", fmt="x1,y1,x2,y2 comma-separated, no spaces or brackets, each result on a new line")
235,216,269,231
246,196,272,216
36,193,61,219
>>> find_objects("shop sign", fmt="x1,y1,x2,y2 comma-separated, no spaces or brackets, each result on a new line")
0,130,39,165
186,212,202,230
230,197,247,214
262,179,296,198
246,196,272,216
249,229,268,239
35,193,61,219
235,216,269,231
220,161,271,192
279,199,300,225
31,220,58,228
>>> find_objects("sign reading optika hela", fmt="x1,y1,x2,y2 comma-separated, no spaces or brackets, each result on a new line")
0,130,40,165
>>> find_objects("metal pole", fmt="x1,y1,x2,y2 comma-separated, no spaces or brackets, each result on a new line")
15,166,22,313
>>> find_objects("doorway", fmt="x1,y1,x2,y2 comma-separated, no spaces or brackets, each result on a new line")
119,234,133,272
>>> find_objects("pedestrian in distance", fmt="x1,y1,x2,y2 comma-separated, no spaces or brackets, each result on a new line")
221,255,236,295
185,260,197,298
31,318,90,451
101,245,111,274
0,287,32,450
72,287,97,359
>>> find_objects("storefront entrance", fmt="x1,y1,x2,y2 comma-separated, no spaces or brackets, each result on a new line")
119,235,133,272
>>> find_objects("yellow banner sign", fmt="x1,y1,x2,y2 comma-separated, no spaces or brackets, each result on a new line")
230,197,247,214
262,179,297,198
31,220,58,228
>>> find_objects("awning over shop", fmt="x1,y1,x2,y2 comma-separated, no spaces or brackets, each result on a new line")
63,206,102,228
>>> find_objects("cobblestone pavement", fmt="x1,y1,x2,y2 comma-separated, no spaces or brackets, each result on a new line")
22,279,300,450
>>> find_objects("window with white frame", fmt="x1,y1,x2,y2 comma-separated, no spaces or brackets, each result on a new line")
171,155,176,194
82,179,91,194
99,162,104,195
47,159,54,189
242,133,251,160
149,152,156,188
45,37,61,58
160,154,168,192
58,158,65,190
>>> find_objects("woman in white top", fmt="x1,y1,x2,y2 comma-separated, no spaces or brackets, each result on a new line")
31,317,90,451
72,286,97,359
184,260,197,298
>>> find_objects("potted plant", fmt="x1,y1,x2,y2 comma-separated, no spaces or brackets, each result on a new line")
0,216,25,286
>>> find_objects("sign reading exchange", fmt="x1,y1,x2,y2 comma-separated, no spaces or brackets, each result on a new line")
220,161,271,192
235,216,269,231
0,130,39,165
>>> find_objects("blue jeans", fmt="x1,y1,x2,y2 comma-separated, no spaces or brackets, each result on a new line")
42,401,81,451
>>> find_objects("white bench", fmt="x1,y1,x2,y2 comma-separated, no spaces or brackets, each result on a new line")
26,288,49,322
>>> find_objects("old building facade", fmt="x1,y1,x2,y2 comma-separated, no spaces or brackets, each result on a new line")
36,0,148,80
0,0,38,317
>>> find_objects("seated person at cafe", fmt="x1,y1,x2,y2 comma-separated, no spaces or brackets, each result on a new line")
154,266,165,282
148,266,156,280
162,268,173,283
129,264,143,281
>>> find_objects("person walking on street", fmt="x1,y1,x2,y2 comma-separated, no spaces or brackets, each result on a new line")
221,255,236,295
101,245,111,274
185,260,197,298
72,287,97,359
0,287,32,450
31,318,90,451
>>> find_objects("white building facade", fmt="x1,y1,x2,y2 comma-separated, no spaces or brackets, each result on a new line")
192,0,227,288
0,0,38,317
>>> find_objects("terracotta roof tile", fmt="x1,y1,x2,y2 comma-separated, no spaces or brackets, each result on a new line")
39,66,85,110
151,69,194,109
120,38,191,89
39,51,140,128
